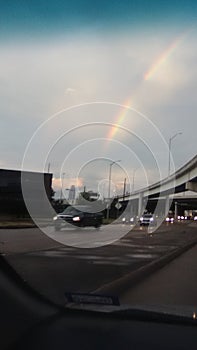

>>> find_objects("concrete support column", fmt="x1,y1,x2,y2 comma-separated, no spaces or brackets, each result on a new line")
186,181,197,192
129,202,133,217
174,201,178,219
138,192,143,217
134,199,138,216
165,195,170,217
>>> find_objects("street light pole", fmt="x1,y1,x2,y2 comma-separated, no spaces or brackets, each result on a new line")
132,168,138,192
123,177,126,200
106,160,121,220
168,132,182,176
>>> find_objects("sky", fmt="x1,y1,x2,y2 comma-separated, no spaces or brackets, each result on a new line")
1,1,197,198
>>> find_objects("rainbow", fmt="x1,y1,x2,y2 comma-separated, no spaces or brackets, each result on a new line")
144,32,187,81
107,29,191,142
106,97,132,140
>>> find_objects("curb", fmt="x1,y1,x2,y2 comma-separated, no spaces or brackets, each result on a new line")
92,238,197,296
0,224,36,229
0,222,53,229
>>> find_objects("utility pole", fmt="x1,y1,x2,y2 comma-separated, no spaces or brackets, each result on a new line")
47,162,51,173
132,168,138,192
106,160,121,220
123,178,126,200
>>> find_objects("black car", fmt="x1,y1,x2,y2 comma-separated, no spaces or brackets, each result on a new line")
53,205,103,230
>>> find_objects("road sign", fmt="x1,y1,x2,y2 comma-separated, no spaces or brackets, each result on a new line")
115,202,122,210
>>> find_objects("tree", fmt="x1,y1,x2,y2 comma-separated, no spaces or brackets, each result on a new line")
76,190,100,204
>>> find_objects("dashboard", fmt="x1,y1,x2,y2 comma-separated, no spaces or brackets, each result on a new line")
1,255,197,350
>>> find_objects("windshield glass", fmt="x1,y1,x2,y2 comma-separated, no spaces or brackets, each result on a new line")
62,207,80,215
0,0,197,319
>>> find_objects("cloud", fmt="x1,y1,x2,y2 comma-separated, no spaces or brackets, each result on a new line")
0,28,197,185
65,87,76,95
52,176,84,190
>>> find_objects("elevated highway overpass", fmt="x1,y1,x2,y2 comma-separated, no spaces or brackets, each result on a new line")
117,154,197,219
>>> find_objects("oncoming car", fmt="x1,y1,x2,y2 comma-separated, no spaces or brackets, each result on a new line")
122,216,137,225
165,212,174,223
53,205,103,230
140,213,156,226
165,216,174,223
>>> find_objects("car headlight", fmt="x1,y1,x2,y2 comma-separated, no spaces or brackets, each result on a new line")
122,218,126,222
130,218,134,222
150,218,154,222
166,217,170,222
140,217,143,221
53,216,58,221
73,216,81,222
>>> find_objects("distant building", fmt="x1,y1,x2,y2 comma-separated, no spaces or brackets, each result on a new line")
0,169,53,217
68,185,75,202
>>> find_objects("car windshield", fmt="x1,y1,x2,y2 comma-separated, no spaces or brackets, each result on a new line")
62,207,81,215
1,0,197,322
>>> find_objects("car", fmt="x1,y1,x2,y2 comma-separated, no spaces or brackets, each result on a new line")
177,215,187,221
53,205,103,230
122,215,137,225
165,216,174,223
140,213,156,226
165,212,174,223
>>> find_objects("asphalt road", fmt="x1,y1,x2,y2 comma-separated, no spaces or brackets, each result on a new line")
121,242,197,310
0,222,197,306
